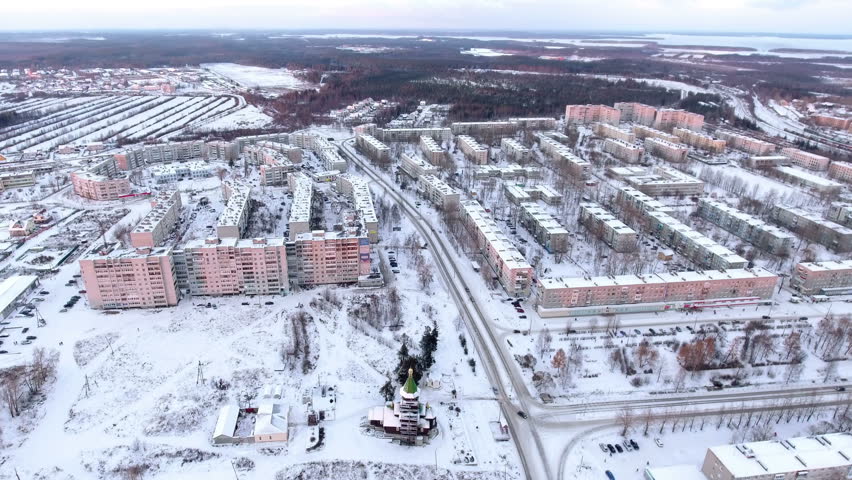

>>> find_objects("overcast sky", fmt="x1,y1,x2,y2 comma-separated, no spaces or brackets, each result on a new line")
1,0,850,35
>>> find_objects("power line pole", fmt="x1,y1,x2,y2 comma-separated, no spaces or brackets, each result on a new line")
196,361,205,385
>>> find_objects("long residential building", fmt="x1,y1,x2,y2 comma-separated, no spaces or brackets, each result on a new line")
460,200,533,296
653,109,704,132
811,115,852,130
450,121,519,136
579,202,638,252
647,210,748,270
504,184,563,206
594,123,636,143
774,166,843,194
70,156,131,201
507,117,557,130
217,181,251,239
535,133,590,179
0,170,36,191
603,138,645,163
771,205,852,252
400,153,437,179
565,104,620,125
673,128,726,153
150,161,213,184
743,155,790,169
827,202,852,227
632,125,679,143
828,161,852,183
518,202,569,253
697,199,795,255
475,164,542,180
312,137,348,172
417,174,460,211
355,134,391,163
615,186,676,215
288,173,315,241
537,267,777,310
456,135,489,164
290,230,371,286
781,147,829,171
644,137,689,162
173,237,290,296
419,136,446,164
620,166,704,197
80,246,180,309
614,102,658,126
373,126,452,143
251,141,303,163
337,174,379,243
791,260,852,296
501,138,531,162
130,191,182,248
717,131,776,155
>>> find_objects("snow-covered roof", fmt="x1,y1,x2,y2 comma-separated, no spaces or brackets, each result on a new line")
253,403,288,436
709,433,852,477
0,275,38,314
645,465,707,480
213,404,239,439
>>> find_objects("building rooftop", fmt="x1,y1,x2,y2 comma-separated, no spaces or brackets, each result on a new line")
461,200,532,271
709,433,852,477
776,166,843,188
289,173,313,224
540,267,776,290
218,181,251,231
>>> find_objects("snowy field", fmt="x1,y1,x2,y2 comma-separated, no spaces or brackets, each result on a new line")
201,63,313,90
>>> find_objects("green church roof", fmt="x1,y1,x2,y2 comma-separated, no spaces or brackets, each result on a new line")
403,368,418,394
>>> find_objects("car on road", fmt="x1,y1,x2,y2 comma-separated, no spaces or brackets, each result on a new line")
599,443,608,453
0,351,7,354
837,386,846,392
655,438,664,447
519,315,527,319
675,326,682,332
605,471,615,480
799,316,808,321
22,328,29,334
762,315,771,320
634,329,641,335
265,301,274,305
517,411,528,419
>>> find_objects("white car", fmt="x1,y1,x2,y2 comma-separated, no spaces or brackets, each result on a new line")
655,438,664,448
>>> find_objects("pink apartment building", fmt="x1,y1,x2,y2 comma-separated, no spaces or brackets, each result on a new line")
291,230,371,286
811,114,852,131
130,191,182,248
71,171,131,200
781,147,829,171
829,161,852,183
717,131,776,156
80,246,180,309
673,128,726,153
614,102,658,126
565,104,621,125
653,109,704,132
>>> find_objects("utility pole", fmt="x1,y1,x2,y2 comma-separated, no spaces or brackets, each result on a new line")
196,361,205,385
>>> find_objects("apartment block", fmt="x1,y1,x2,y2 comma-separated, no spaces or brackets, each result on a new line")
632,125,680,143
400,153,438,179
653,109,704,132
355,134,391,163
130,191,182,248
504,184,563,205
790,260,852,295
375,127,452,143
336,174,379,243
518,202,569,253
288,173,314,241
250,141,303,164
80,246,180,309
206,140,238,162
771,205,852,252
419,136,446,164
603,138,645,163
507,117,557,130
535,133,590,179
827,202,852,227
290,230,371,286
538,268,776,310
811,114,852,130
450,121,519,136
594,123,636,143
781,147,829,171
565,104,620,125
501,138,531,162
644,137,689,162
258,152,296,187
717,131,776,156
456,135,489,164
0,170,36,191
233,132,292,152
697,199,795,255
579,202,638,252
774,166,842,194
418,174,460,211
647,210,748,270
217,181,252,238
475,164,542,180
701,432,852,480
673,128,726,153
460,200,533,296
614,102,658,126
70,156,131,201
150,161,212,184
621,166,705,197
313,137,348,172
828,161,852,183
744,155,790,169
139,140,206,163
615,186,676,215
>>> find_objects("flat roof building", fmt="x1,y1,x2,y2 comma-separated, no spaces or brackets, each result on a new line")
501,138,531,162
355,134,391,163
697,199,795,255
772,205,852,252
80,246,180,310
644,137,689,163
518,202,569,253
633,125,679,143
603,138,645,163
647,210,748,270
594,123,636,143
450,121,519,136
418,174,460,211
579,202,638,253
400,153,438,179
456,135,489,164
621,166,705,197
565,104,620,125
774,166,842,194
654,109,704,132
337,174,379,243
717,131,776,156
130,191,182,248
217,181,251,238
781,147,829,171
288,173,314,241
828,161,852,183
744,155,790,169
614,102,658,126
674,128,726,153
791,260,852,295
419,136,446,164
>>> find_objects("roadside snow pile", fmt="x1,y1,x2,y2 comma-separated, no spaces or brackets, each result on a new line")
275,460,507,480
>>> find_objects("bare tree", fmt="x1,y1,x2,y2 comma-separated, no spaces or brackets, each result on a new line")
536,327,553,360
617,407,635,437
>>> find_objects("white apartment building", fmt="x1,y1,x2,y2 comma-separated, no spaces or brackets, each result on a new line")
535,133,590,179
518,202,569,253
504,184,563,206
456,135,489,164
217,181,252,239
697,199,795,255
621,166,705,197
248,141,303,164
313,137,348,172
400,153,438,179
644,137,689,163
781,147,829,171
150,161,212,184
565,104,620,125
507,117,557,130
475,164,543,180
419,136,446,164
594,123,636,143
139,140,206,164
828,161,852,183
744,155,790,169
500,138,531,162
653,109,704,132
579,202,638,252
603,138,645,163
288,173,314,241
615,186,676,215
647,210,748,270
673,128,726,153
460,200,533,296
774,166,843,194
771,205,852,252
130,191,183,248
450,121,519,136
374,126,452,143
828,202,852,227
418,174,460,211
336,174,379,243
0,170,36,191
716,131,776,156
355,134,391,163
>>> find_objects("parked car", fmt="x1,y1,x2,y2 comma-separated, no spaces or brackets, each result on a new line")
614,444,623,453
606,444,615,454
623,440,633,451
761,315,771,320
264,301,274,305
836,386,847,392
630,439,639,450
606,471,615,480
599,443,608,453
21,328,29,334
655,438,664,447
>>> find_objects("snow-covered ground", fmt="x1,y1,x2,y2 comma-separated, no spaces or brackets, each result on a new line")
201,63,313,90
